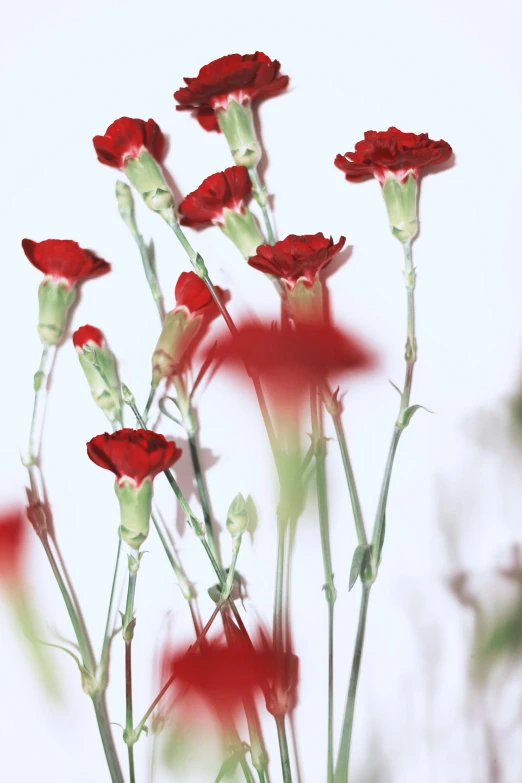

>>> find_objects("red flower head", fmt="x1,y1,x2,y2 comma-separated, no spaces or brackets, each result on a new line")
22,239,111,287
0,508,26,584
210,320,374,409
87,429,181,487
178,166,252,227
72,325,105,352
93,117,166,169
248,233,346,290
335,127,452,185
174,52,289,132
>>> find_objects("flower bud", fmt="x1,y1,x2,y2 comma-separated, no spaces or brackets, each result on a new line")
74,328,122,424
226,493,248,538
381,173,418,244
37,279,76,345
220,207,265,260
115,180,136,232
217,100,262,169
151,310,203,385
114,477,153,550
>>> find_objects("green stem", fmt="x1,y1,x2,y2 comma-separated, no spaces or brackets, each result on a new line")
92,693,126,783
329,405,367,547
334,585,370,783
188,428,221,565
28,345,52,463
100,536,122,674
310,387,336,783
143,384,157,423
123,567,138,783
276,717,293,783
273,519,286,655
248,167,275,245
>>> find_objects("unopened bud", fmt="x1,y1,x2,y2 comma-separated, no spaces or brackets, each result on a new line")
115,180,136,230
121,383,135,405
226,493,248,538
151,310,203,385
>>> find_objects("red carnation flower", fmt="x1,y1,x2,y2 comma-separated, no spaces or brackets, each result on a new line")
93,117,166,169
0,508,26,584
210,320,374,408
178,166,252,227
248,233,346,289
73,325,104,351
22,239,111,286
335,127,452,184
175,272,226,320
87,429,181,486
174,52,289,132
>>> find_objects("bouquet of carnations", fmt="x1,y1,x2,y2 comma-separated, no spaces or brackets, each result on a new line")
0,51,452,783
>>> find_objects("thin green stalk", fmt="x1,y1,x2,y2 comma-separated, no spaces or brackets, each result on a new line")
92,693,126,783
27,345,52,463
310,387,336,783
100,537,123,674
276,717,293,783
334,585,370,783
328,403,367,547
123,567,138,783
248,167,275,245
188,427,221,565
143,384,157,423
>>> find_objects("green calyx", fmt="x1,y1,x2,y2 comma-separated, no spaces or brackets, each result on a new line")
218,100,262,169
285,278,324,325
226,493,249,538
37,279,76,345
125,150,176,221
220,207,265,259
381,174,419,244
151,309,203,385
114,478,153,550
78,345,122,424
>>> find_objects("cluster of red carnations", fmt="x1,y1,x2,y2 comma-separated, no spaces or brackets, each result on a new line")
1,50,452,777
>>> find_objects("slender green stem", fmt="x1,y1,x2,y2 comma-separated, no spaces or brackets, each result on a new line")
188,429,221,564
92,693,126,783
222,536,242,599
248,168,275,245
310,387,336,783
334,585,370,783
273,520,287,654
28,345,52,462
328,401,367,547
276,717,293,783
123,566,138,783
369,428,401,575
143,384,157,423
100,537,122,672
134,601,223,737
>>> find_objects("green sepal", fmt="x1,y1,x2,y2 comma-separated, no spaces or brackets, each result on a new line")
218,100,262,168
37,279,76,345
114,478,153,550
226,492,248,538
381,174,418,244
349,544,371,591
215,745,247,782
220,207,265,259
125,149,169,199
286,278,325,325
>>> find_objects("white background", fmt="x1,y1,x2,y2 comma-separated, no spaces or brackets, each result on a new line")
2,0,522,781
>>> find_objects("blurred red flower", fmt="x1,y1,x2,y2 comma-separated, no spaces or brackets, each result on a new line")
210,320,374,407
87,429,181,486
174,52,289,132
0,508,26,584
248,233,345,289
93,117,165,169
335,127,452,184
73,325,105,351
22,239,111,286
178,166,252,227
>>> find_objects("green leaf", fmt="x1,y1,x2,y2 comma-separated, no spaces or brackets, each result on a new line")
215,753,240,782
397,403,434,429
349,545,370,591
388,379,402,396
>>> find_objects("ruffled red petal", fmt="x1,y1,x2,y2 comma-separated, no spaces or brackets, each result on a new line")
87,429,181,485
178,166,251,227
248,233,345,288
93,117,166,168
22,239,111,285
72,325,105,349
